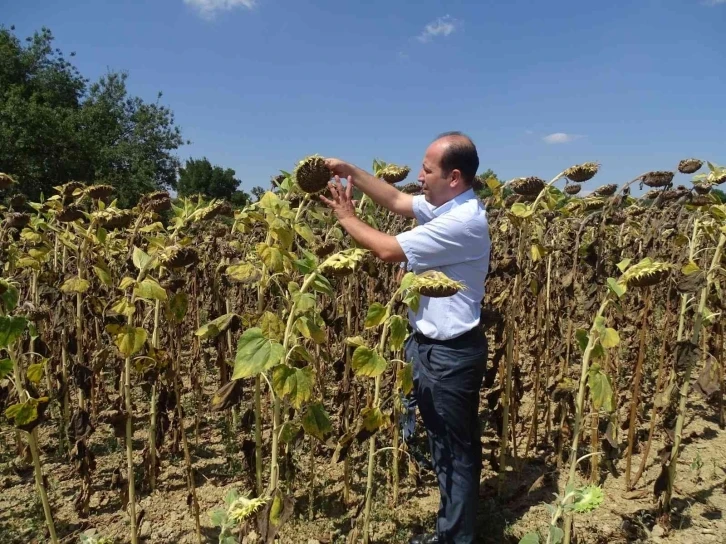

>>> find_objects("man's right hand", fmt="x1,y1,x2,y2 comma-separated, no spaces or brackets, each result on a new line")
325,158,355,180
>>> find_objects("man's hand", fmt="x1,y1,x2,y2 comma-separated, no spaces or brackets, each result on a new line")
319,176,356,221
324,158,354,180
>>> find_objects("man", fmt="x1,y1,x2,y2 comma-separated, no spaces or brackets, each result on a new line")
320,132,490,544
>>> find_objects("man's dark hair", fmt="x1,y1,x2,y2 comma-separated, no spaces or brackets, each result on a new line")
435,131,479,186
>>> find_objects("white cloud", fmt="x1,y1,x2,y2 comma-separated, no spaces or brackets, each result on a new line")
184,0,256,19
418,15,459,43
703,0,726,5
542,132,583,144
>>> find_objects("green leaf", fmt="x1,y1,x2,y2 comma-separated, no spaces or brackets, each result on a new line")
575,329,589,353
345,336,367,348
27,362,44,384
352,346,387,378
310,274,333,297
279,421,302,444
573,485,604,513
365,302,389,329
0,281,19,312
600,327,620,349
291,289,316,314
60,277,90,294
295,315,326,344
530,243,545,262
96,227,108,244
616,258,632,273
93,265,113,287
209,509,226,528
134,278,167,301
388,315,408,351
259,311,285,341
272,365,313,410
681,261,701,276
396,363,414,396
114,326,148,357
302,402,332,441
0,316,27,348
167,293,188,323
588,363,615,412
403,290,420,313
132,247,154,272
549,526,564,544
289,344,314,363
0,359,13,379
607,277,626,298
232,328,284,379
519,533,540,544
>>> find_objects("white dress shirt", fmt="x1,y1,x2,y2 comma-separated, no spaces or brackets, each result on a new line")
395,188,490,340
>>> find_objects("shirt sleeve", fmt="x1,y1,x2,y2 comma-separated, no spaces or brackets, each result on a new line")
412,195,436,224
395,210,488,271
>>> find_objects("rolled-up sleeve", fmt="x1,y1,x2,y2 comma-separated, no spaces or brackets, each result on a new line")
395,211,485,271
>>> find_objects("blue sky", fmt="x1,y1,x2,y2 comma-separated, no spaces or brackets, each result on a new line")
5,0,726,193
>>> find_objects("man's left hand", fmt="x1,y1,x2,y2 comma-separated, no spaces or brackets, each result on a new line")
319,175,356,221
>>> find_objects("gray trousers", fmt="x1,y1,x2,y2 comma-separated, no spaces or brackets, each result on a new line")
404,328,487,544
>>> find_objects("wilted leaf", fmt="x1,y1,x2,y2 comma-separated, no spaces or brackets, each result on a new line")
388,315,408,351
295,315,326,344
302,402,332,441
167,293,188,322
232,328,284,379
27,362,45,384
114,326,148,357
259,311,285,341
360,406,388,433
681,261,701,276
257,243,284,273
601,327,620,349
345,336,367,348
134,278,167,301
588,363,615,412
110,298,135,318
196,313,238,340
397,363,414,396
294,223,315,245
616,258,632,273
210,380,244,412
132,247,154,272
365,302,388,329
226,262,261,284
93,265,113,287
272,365,313,410
510,203,533,218
352,346,387,378
60,277,90,294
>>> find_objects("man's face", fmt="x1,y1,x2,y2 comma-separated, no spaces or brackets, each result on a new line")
417,141,452,207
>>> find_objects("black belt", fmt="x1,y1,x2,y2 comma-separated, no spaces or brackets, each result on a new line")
413,325,483,346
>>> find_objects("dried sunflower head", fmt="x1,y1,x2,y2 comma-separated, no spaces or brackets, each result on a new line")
8,194,27,210
690,194,712,207
642,171,674,188
0,173,16,190
582,197,606,211
141,191,172,213
159,245,199,268
5,212,30,229
678,158,703,174
86,184,114,200
294,155,331,194
564,184,581,195
606,211,626,225
692,182,711,195
58,181,86,197
313,240,336,259
378,164,411,184
93,208,133,230
400,182,422,195
564,162,600,183
510,176,545,196
593,183,618,197
620,258,671,288
410,270,465,298
57,206,86,223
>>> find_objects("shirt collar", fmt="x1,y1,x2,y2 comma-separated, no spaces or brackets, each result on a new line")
431,188,476,218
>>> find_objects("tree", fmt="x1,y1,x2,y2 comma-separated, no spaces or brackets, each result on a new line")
230,190,251,207
177,157,240,200
0,26,184,206
713,188,725,203
250,186,266,202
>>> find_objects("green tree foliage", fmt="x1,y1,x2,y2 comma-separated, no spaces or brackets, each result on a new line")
712,188,725,203
473,168,500,199
0,26,184,206
250,186,266,202
177,157,242,201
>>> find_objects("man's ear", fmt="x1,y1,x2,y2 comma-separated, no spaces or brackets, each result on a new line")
449,169,463,188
